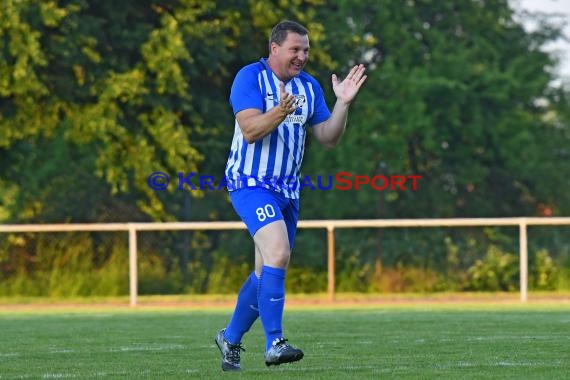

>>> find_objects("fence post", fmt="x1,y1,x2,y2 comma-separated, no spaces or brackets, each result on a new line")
128,225,138,307
519,220,528,302
327,224,335,302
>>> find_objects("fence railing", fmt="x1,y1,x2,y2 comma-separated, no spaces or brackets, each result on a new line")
1,217,570,306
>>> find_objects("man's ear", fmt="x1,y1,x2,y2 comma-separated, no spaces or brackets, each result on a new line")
270,42,279,55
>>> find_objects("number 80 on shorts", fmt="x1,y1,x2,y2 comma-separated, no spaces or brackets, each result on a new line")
256,204,276,222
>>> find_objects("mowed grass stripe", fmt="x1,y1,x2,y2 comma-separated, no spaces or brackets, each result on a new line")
0,307,568,379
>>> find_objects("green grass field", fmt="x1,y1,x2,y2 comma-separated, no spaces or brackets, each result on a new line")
0,303,569,379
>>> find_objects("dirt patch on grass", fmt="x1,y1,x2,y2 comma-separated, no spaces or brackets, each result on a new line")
1,292,569,312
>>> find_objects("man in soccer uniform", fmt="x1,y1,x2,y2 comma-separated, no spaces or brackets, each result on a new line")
215,20,367,371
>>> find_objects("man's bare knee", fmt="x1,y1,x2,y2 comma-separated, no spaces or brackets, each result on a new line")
267,249,290,268
254,221,291,269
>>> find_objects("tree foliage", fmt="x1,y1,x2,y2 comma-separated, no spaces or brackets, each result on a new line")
0,0,331,222
302,0,570,219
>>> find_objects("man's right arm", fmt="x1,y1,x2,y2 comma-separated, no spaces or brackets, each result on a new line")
237,108,288,144
236,82,299,144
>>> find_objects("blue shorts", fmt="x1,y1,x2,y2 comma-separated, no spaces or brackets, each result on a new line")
229,187,300,250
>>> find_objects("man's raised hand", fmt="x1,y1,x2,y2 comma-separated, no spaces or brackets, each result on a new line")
331,64,367,105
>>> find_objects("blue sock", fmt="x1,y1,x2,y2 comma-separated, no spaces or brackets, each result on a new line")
258,265,286,351
224,272,259,344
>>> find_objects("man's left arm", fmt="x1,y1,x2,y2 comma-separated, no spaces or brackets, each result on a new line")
312,64,367,148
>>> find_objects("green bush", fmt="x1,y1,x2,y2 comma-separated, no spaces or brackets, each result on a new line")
558,268,570,290
205,251,251,294
336,250,373,292
0,232,128,297
531,249,558,290
0,230,567,296
138,253,183,295
466,245,519,291
370,263,447,293
286,266,327,293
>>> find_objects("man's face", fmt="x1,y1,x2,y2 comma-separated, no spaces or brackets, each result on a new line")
270,32,309,81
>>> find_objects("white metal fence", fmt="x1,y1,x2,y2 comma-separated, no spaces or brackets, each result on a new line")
1,217,570,306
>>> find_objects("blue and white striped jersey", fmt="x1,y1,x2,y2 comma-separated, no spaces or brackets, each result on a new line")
225,58,331,199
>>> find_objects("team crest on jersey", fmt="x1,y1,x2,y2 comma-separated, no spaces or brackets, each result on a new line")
293,94,306,108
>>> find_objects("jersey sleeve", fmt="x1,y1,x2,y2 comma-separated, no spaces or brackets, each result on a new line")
229,66,263,115
308,79,331,127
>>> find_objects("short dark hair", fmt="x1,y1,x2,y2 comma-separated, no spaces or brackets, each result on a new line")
269,20,308,50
